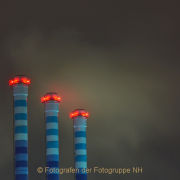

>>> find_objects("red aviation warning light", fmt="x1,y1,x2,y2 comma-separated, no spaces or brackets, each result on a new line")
41,93,61,103
70,109,89,119
9,76,30,86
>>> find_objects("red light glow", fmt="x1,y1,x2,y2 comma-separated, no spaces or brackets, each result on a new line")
9,76,30,86
41,94,61,103
21,78,30,85
70,110,89,119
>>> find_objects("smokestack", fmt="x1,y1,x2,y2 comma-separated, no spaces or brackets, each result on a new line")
70,109,89,180
41,92,61,180
9,75,30,180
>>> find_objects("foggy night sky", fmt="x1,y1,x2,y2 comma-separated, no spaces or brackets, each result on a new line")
0,1,180,179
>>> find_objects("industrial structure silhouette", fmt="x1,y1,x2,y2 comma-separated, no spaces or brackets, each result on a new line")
10,75,89,180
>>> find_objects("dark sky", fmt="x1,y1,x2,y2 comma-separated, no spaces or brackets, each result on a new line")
0,1,180,179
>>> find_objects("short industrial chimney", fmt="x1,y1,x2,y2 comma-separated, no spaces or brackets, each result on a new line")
70,109,89,180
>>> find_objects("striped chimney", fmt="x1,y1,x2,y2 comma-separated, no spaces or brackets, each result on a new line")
9,75,30,180
41,92,61,180
70,109,89,180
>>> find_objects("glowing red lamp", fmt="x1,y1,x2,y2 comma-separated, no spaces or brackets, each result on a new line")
70,109,89,119
9,76,30,86
41,93,61,103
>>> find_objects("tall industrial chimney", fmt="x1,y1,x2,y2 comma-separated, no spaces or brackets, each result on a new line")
41,92,61,180
9,75,30,180
70,109,89,180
